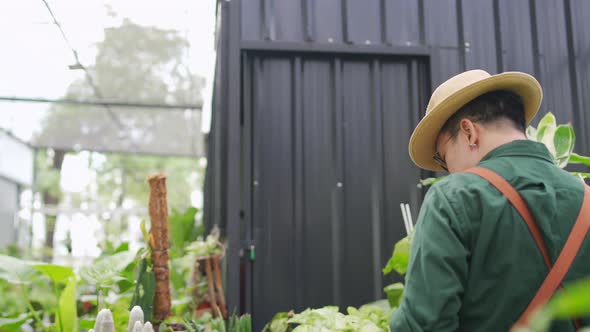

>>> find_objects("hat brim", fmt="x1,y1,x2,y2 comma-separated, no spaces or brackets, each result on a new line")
409,72,543,172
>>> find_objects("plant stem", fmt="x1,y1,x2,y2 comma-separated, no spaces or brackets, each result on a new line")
54,282,64,332
21,284,49,332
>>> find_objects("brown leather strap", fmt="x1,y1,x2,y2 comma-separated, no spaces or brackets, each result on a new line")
515,184,590,326
466,167,552,269
467,167,590,329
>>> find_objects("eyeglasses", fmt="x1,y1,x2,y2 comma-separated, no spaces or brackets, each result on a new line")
433,152,448,172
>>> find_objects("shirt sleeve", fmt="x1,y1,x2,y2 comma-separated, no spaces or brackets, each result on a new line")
390,184,470,332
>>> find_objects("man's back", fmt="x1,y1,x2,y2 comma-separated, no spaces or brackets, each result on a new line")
390,140,590,331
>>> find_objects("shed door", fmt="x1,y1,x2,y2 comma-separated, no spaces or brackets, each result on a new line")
243,53,430,330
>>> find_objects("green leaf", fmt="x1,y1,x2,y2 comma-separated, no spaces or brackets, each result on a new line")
549,277,590,318
31,263,74,284
130,258,156,322
418,176,445,187
537,123,557,157
382,235,413,276
114,242,130,253
169,207,199,257
553,124,575,168
537,112,557,133
569,153,590,167
0,312,35,332
570,172,590,179
56,277,78,332
384,283,404,308
526,125,538,141
79,251,136,288
0,254,39,285
79,319,96,330
264,312,289,332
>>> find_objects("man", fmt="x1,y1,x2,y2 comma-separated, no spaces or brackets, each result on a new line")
389,70,590,331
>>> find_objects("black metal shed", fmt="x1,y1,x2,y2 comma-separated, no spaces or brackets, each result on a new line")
205,0,590,329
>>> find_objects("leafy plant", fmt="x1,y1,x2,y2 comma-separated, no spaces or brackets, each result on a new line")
382,233,413,277
263,306,390,332
514,277,590,332
0,255,82,332
130,258,156,322
169,207,204,258
527,113,577,170
79,250,137,309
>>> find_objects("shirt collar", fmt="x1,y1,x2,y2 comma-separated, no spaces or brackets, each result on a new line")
479,139,555,164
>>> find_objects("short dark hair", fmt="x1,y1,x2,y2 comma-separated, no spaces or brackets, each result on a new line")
440,90,526,138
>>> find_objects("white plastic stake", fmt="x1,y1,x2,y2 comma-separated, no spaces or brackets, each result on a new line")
405,204,414,233
400,203,410,235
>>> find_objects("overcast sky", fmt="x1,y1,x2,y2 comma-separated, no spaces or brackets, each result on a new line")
0,0,216,139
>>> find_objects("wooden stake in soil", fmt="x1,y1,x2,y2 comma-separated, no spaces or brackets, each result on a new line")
148,174,171,323
212,256,228,319
204,258,220,317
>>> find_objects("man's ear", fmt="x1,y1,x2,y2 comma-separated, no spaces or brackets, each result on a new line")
459,119,479,145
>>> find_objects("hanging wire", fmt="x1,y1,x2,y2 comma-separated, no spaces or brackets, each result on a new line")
40,0,125,129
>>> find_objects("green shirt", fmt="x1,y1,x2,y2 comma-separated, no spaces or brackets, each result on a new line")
390,140,590,332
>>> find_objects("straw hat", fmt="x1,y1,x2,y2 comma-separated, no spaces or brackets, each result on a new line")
408,69,543,171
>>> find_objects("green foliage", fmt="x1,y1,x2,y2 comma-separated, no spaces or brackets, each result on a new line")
0,312,38,332
181,311,252,332
527,112,577,169
79,251,136,290
516,277,590,332
169,207,203,258
130,258,156,322
382,234,412,276
549,277,590,318
383,283,404,308
0,254,39,285
56,278,78,332
418,176,445,187
31,263,74,285
263,306,390,332
186,232,223,258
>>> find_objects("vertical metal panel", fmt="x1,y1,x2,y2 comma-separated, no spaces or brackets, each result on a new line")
269,0,304,41
345,0,381,45
241,0,262,41
566,0,590,153
301,57,338,308
532,0,574,124
379,60,423,287
339,59,375,306
461,0,498,72
423,0,463,86
331,57,345,306
497,0,535,74
225,0,243,314
370,59,385,299
384,0,421,46
302,0,315,41
241,52,254,314
292,55,304,310
251,56,296,326
312,0,344,44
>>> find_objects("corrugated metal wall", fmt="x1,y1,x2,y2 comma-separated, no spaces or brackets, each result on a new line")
237,0,590,151
207,0,590,329
242,54,428,326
